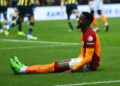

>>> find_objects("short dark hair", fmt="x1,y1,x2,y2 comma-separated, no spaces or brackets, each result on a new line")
82,12,94,23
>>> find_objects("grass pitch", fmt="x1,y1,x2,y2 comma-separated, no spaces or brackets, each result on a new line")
0,17,120,86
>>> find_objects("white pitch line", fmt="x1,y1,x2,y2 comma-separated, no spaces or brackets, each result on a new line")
55,80,120,86
0,45,71,50
0,39,80,45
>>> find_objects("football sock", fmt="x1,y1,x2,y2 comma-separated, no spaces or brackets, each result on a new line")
93,15,98,29
68,20,74,30
0,24,2,30
99,13,108,25
25,63,56,73
4,18,8,25
18,23,22,32
28,22,34,35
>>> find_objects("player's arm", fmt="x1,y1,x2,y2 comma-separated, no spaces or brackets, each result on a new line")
78,46,84,58
61,0,64,8
72,48,94,71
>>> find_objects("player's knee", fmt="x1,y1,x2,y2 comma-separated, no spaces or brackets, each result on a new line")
97,10,102,15
91,10,94,15
29,16,34,22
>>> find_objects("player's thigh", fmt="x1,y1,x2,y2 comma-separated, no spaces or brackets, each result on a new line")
24,6,34,17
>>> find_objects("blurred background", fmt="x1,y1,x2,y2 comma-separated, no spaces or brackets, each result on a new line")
39,0,120,6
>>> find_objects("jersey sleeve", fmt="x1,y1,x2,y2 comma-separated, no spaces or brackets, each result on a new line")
84,34,96,48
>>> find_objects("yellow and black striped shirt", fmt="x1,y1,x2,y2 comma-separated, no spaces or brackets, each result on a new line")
17,0,35,6
65,0,78,5
0,0,8,6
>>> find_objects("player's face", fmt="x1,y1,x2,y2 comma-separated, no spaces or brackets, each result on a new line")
77,15,89,29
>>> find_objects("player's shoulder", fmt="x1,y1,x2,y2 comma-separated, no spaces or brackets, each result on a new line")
84,27,96,41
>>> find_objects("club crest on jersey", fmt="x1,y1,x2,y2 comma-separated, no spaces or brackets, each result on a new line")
88,36,93,41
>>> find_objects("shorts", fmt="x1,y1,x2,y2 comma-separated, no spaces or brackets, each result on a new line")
17,6,34,17
0,6,8,14
88,0,103,11
66,4,78,15
69,58,93,72
12,1,17,8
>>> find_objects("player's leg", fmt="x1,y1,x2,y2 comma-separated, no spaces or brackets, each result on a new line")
97,10,109,32
27,16,37,40
0,18,3,33
66,5,74,32
89,0,99,32
3,6,8,25
72,4,79,22
91,10,99,32
3,17,21,37
10,57,83,74
17,16,26,37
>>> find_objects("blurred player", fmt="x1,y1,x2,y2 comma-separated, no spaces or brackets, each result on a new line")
88,0,109,32
0,0,9,33
9,0,26,37
61,0,79,32
3,0,40,40
10,12,101,74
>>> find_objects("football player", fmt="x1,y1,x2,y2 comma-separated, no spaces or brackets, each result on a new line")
61,0,79,32
3,0,40,40
10,12,101,74
88,0,109,32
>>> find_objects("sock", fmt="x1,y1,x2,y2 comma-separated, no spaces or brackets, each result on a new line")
4,18,8,25
18,23,22,32
0,25,2,30
99,13,108,25
68,20,74,30
93,15,98,29
25,62,58,74
28,22,34,35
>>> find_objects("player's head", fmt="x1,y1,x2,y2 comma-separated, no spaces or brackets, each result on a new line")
77,12,94,29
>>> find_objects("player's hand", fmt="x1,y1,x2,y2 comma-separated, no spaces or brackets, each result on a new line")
61,69,73,74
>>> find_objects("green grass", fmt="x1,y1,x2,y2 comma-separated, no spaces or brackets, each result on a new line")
0,17,120,86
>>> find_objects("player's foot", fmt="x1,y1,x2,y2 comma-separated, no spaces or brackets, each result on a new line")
0,29,3,34
18,31,26,37
27,35,38,40
3,30,9,38
93,28,99,32
104,25,109,32
68,29,74,32
10,58,22,74
14,56,24,67
3,25,9,37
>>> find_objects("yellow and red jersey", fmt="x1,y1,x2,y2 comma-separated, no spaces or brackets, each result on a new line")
73,27,101,71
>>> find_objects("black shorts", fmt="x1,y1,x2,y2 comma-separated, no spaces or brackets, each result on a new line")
66,4,78,15
17,6,34,17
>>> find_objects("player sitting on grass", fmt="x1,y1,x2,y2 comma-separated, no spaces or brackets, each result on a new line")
10,12,101,74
